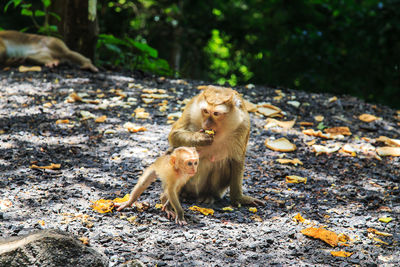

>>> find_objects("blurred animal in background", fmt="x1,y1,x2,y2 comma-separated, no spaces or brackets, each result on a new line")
0,30,98,72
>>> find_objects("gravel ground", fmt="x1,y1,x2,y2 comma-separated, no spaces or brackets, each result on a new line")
0,66,399,266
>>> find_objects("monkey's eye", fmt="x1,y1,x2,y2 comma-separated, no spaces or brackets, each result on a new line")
213,112,220,116
194,161,198,166
188,162,193,166
202,109,209,115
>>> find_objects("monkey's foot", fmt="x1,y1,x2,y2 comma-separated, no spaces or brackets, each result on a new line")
197,195,216,204
232,195,265,206
45,60,59,68
175,218,187,226
81,63,99,72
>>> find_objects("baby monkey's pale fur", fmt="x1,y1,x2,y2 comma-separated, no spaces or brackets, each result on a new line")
115,147,199,225
0,30,98,72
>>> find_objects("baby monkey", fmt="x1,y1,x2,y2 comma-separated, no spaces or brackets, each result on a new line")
115,147,199,225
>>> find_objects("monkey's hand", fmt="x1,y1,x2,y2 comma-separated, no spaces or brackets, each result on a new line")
192,131,214,146
231,195,265,207
114,201,134,211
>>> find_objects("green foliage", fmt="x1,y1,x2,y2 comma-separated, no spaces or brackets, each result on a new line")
96,34,173,76
4,0,59,35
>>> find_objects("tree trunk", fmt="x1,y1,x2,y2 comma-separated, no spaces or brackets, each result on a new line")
49,0,98,61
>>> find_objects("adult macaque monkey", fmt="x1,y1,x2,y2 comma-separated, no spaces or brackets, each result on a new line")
169,85,264,206
0,30,98,72
115,147,199,225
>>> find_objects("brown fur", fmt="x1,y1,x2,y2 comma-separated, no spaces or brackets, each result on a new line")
115,147,199,225
168,86,264,206
0,30,98,72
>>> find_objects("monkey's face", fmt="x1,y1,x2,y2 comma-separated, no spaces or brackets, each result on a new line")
182,157,199,175
200,101,230,131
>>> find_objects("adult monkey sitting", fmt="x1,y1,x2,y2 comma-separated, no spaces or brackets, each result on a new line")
169,85,264,206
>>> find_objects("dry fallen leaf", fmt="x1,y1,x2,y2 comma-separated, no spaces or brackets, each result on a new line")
314,115,324,122
276,158,303,165
330,251,353,257
222,206,234,212
378,217,393,223
249,207,257,213
250,214,263,222
324,127,352,136
123,122,147,133
30,163,61,170
312,144,341,155
303,129,343,139
376,136,400,147
113,194,130,203
286,175,307,184
66,92,83,103
264,118,296,129
244,100,257,112
79,237,90,246
373,237,389,245
19,65,42,72
328,96,338,103
91,199,114,213
155,203,163,209
367,228,393,237
56,119,70,124
265,137,297,152
299,121,314,126
257,104,282,117
301,227,339,247
134,107,150,119
376,147,400,157
0,199,12,210
189,206,214,216
95,115,107,123
359,114,379,122
293,213,305,223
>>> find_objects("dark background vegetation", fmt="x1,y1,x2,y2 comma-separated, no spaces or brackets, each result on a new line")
1,0,399,108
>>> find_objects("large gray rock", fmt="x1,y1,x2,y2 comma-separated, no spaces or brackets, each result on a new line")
0,229,108,267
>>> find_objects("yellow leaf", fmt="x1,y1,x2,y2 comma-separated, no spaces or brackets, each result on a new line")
222,206,234,212
30,163,61,170
189,205,214,216
91,199,114,213
155,203,163,209
95,115,107,123
359,114,379,122
331,251,353,257
43,102,53,108
79,237,90,245
276,158,303,165
249,207,257,213
19,65,42,72
379,217,393,223
367,228,393,237
56,119,70,124
373,237,389,245
338,233,351,243
113,194,130,203
286,175,307,184
37,220,45,226
314,115,324,122
293,213,305,223
265,137,297,152
301,227,339,247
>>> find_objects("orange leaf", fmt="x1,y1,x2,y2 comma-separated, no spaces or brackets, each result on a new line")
293,213,305,223
189,205,214,216
359,114,378,122
91,199,114,213
30,163,61,170
331,251,353,257
113,194,130,203
95,115,107,123
301,227,339,247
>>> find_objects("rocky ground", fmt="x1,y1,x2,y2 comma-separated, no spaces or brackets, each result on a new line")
0,66,399,266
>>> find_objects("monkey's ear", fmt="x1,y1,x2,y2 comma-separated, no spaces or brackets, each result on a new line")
233,93,242,108
170,154,177,168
